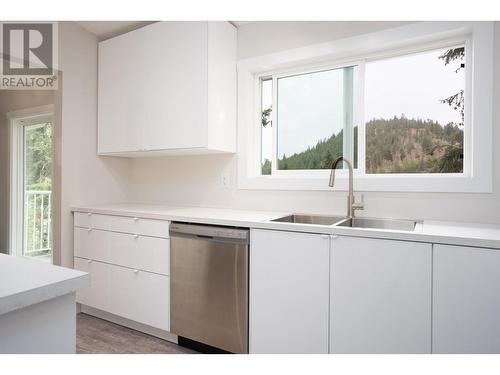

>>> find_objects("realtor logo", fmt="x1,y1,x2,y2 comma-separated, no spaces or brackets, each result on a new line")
1,22,58,89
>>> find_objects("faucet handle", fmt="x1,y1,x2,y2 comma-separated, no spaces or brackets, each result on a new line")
352,194,365,211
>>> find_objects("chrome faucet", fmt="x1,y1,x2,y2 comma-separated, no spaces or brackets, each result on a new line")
329,156,364,218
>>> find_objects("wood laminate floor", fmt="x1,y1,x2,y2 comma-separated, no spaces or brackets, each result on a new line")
76,313,197,354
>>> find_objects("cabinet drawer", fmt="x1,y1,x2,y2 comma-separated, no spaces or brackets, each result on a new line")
74,258,170,331
74,257,111,312
74,212,169,238
74,227,169,275
111,262,170,331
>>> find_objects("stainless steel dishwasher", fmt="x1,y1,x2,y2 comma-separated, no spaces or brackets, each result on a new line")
169,222,249,354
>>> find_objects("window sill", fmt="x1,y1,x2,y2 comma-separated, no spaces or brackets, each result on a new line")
238,173,492,193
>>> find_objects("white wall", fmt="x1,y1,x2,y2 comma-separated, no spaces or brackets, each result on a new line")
0,91,55,254
236,21,412,59
0,23,131,263
58,22,130,266
127,21,500,225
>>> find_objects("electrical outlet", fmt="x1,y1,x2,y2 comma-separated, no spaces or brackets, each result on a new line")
220,173,230,189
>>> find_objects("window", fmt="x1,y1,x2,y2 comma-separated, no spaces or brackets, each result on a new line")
238,22,493,192
365,47,465,174
259,45,465,177
261,66,358,175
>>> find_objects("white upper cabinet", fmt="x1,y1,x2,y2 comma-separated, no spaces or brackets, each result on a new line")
433,244,500,353
98,21,237,156
330,236,432,354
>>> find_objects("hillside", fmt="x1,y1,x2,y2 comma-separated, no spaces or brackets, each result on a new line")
365,117,463,173
262,116,463,174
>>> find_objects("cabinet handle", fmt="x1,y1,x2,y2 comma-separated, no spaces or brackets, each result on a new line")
133,269,139,274
87,259,93,264
134,234,139,239
133,217,139,222
87,213,92,217
87,228,93,233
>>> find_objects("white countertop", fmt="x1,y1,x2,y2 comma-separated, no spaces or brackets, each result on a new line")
72,203,500,250
0,254,90,315
73,204,288,227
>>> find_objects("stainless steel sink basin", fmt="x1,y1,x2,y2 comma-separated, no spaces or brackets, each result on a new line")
336,217,418,231
271,214,346,226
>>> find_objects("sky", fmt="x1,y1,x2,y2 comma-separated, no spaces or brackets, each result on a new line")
261,47,465,161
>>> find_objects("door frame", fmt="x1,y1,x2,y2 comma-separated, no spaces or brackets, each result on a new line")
8,104,54,259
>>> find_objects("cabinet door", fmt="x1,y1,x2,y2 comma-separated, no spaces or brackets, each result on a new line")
98,22,208,154
331,236,432,353
140,22,208,151
98,26,144,153
250,229,330,354
433,244,500,353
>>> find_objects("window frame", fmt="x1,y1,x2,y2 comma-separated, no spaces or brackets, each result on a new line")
257,59,364,177
237,21,493,192
8,105,54,259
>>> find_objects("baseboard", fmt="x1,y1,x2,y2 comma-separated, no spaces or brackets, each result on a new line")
79,304,178,344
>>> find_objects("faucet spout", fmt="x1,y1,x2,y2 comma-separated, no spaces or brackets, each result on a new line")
329,156,351,187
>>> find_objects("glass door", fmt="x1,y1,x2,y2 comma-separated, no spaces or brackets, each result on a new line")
6,114,54,263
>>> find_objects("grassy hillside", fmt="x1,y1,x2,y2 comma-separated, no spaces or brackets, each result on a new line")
262,116,463,174
366,117,463,173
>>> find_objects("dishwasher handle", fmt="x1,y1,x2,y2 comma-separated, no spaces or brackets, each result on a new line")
170,223,249,243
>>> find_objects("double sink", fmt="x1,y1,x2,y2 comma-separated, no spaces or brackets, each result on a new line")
271,214,418,232
270,156,420,232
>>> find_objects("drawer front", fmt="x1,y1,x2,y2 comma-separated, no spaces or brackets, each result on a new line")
74,212,169,238
74,257,110,312
74,227,169,275
111,264,170,331
74,257,170,331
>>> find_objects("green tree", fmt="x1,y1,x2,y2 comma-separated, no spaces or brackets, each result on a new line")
261,159,272,175
261,106,272,128
25,123,52,190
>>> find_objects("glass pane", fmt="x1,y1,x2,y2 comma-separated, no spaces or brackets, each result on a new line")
23,122,53,262
365,46,465,174
276,66,356,170
261,78,273,175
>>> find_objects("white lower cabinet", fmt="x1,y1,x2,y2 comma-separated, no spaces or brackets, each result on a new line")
73,213,170,332
73,211,500,354
330,236,432,353
433,244,500,353
249,229,330,354
74,258,170,331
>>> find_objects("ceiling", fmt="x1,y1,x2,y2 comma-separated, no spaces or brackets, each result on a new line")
76,21,251,41
76,21,156,41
